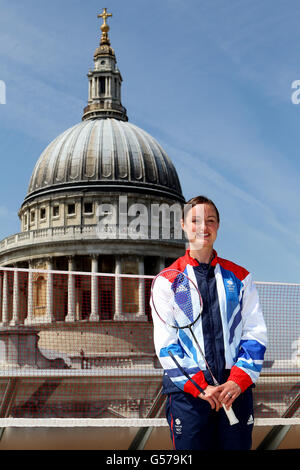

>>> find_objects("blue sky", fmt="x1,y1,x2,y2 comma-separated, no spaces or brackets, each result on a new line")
0,0,299,282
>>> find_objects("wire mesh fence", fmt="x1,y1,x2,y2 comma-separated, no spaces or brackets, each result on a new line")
0,267,298,425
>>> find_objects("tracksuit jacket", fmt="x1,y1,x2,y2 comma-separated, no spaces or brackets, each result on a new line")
152,249,268,397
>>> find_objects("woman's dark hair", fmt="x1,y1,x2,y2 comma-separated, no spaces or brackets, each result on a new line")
182,195,220,223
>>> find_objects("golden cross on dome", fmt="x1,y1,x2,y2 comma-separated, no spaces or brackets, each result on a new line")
98,8,113,45
98,8,112,27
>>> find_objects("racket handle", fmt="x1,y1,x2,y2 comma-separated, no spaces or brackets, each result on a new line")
222,404,239,425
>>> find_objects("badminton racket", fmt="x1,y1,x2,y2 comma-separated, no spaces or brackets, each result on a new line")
151,268,239,426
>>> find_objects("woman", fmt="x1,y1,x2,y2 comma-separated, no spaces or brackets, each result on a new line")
151,195,267,450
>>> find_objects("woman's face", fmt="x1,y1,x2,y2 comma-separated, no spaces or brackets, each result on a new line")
181,203,219,250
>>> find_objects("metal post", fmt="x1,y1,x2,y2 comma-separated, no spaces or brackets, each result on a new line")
0,378,19,441
128,386,166,450
256,389,300,450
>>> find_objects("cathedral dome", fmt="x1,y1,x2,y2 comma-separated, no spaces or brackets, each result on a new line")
24,118,184,204
22,10,184,207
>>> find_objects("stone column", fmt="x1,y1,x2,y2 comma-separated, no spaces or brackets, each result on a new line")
95,77,98,98
65,257,76,323
89,80,92,100
45,258,55,323
90,255,99,321
114,257,122,320
25,263,34,325
137,257,147,321
11,267,20,326
1,271,9,326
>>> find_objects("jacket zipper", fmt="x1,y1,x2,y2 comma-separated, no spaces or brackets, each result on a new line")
205,272,220,384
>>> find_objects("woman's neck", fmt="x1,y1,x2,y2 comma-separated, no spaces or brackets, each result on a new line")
189,247,213,264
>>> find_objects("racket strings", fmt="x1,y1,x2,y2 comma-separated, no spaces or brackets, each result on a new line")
151,270,202,329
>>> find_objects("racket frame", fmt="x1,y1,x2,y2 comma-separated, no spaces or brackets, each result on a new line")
151,268,239,426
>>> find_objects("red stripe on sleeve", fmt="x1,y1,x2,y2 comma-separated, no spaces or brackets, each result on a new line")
183,371,208,397
228,365,253,392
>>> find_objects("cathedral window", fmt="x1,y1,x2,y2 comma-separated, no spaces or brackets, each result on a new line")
53,205,59,217
99,77,106,95
84,202,93,214
40,208,46,220
121,259,139,314
35,275,46,308
67,203,76,216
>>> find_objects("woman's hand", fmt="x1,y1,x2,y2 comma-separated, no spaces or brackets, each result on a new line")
198,385,222,411
216,381,242,410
